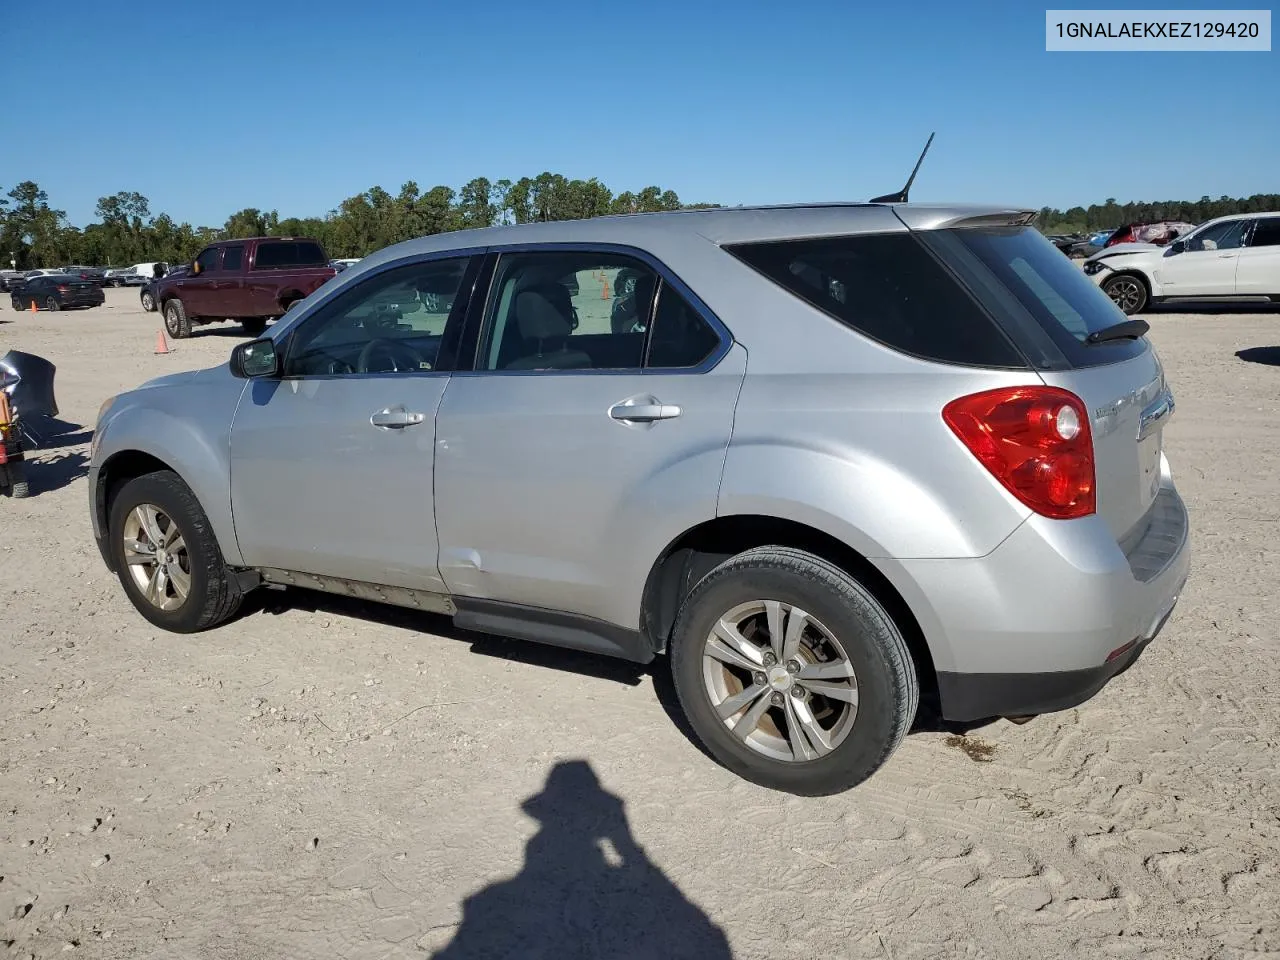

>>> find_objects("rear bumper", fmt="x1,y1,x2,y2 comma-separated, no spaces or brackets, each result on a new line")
887,479,1190,722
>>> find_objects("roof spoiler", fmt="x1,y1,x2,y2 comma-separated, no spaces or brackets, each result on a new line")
870,132,934,204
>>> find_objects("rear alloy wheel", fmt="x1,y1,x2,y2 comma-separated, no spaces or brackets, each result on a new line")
670,546,918,796
141,290,156,312
164,299,192,338
1103,274,1148,315
45,297,59,312
108,470,243,632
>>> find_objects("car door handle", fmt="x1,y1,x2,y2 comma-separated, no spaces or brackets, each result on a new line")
609,401,681,422
370,408,425,429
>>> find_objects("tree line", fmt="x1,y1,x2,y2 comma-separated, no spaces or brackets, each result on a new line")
0,175,715,270
1038,194,1280,234
2,175,1276,269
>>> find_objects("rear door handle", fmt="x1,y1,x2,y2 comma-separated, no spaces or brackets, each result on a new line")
609,401,681,422
370,407,425,429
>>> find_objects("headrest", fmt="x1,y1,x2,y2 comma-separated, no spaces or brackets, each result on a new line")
515,288,573,341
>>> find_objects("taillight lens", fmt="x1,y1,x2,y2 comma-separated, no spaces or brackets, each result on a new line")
56,285,69,293
943,386,1095,520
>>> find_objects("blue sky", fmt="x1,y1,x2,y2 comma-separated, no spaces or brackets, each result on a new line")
2,0,1276,227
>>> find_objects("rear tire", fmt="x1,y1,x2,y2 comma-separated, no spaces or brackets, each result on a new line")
164,298,192,338
107,470,243,632
669,546,918,796
45,297,59,312
1102,273,1148,315
241,317,268,337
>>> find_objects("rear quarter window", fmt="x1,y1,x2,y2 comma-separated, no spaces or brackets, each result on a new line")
254,241,328,270
925,226,1147,369
723,232,1027,368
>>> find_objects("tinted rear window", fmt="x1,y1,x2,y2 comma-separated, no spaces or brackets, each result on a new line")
724,232,1026,368
926,226,1147,368
254,241,327,269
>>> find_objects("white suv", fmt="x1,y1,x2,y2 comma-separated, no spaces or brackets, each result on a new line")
1084,212,1280,314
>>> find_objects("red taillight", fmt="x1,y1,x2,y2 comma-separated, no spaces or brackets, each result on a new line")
943,386,1095,520
56,285,70,293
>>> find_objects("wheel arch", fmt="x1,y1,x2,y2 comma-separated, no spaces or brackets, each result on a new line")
639,514,939,702
277,289,305,310
93,417,244,570
1103,267,1153,301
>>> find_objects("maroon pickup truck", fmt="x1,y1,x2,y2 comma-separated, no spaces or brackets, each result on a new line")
156,237,337,338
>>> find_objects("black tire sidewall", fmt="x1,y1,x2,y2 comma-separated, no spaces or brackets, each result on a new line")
670,552,915,795
108,472,219,632
141,292,155,311
46,297,59,312
164,299,189,338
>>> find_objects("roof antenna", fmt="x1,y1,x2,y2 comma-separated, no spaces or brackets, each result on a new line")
870,132,935,204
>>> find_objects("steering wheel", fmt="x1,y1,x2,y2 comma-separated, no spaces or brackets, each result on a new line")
356,338,428,374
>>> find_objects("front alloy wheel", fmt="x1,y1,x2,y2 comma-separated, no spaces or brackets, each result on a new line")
121,502,192,611
1103,274,1147,315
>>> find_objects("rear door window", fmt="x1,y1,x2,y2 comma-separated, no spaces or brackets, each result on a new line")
1248,218,1280,248
724,233,1026,368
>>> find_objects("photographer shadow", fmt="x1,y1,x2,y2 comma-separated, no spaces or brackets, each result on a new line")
431,760,733,959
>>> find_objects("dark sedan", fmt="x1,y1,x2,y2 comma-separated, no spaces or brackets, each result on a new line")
10,274,106,311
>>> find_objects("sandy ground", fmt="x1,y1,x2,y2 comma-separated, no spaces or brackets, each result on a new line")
1,287,1278,959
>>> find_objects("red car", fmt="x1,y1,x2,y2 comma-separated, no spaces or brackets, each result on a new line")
155,237,337,338
1104,221,1196,247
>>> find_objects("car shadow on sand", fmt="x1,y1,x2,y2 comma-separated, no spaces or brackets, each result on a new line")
242,585,978,772
428,759,734,959
1236,346,1280,366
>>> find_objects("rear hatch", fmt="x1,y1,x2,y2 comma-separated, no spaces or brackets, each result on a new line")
921,223,1171,542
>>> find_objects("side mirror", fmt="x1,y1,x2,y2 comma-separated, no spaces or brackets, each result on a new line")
1168,240,1185,255
229,338,280,379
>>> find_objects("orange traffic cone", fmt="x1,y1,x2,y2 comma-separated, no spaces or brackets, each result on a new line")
30,298,37,314
601,277,611,299
154,328,171,355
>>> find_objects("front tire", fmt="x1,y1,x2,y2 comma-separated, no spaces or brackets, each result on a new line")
1102,273,1148,315
141,290,156,312
163,299,192,338
107,470,243,632
669,546,918,796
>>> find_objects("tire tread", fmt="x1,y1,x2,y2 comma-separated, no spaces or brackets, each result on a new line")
669,544,918,795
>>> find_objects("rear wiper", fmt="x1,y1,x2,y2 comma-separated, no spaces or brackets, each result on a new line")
1086,318,1149,344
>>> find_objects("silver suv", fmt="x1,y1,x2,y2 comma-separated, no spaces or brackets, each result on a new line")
89,204,1190,795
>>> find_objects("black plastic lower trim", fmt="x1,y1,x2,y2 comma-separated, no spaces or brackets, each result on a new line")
452,597,653,665
937,637,1150,722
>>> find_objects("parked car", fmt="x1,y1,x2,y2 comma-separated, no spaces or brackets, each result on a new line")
1104,222,1196,248
89,203,1189,796
0,270,27,292
141,265,185,312
1083,212,1280,314
10,274,106,311
62,265,108,286
153,237,336,338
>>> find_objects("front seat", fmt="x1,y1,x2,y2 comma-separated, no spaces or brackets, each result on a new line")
504,282,593,370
